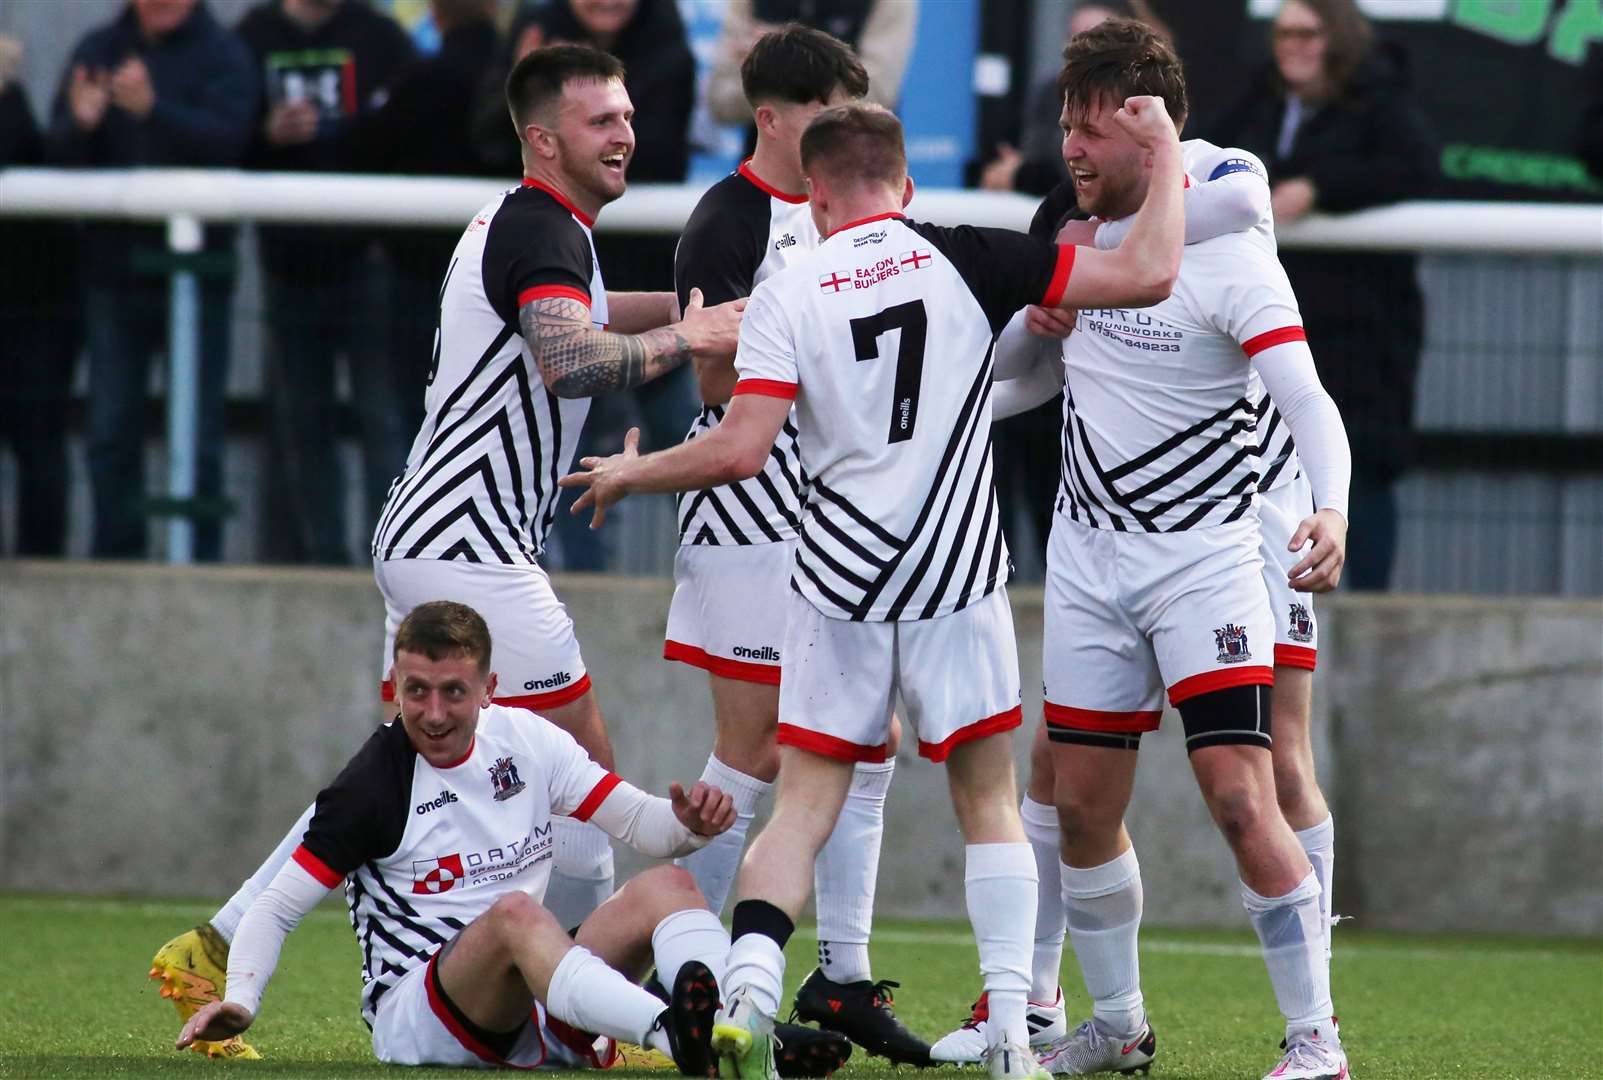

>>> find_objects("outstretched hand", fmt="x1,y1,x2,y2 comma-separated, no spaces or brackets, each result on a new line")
679,286,747,363
1288,508,1347,592
669,781,736,837
558,426,642,529
176,1001,253,1051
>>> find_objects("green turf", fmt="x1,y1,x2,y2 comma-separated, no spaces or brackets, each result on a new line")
2,894,1598,1079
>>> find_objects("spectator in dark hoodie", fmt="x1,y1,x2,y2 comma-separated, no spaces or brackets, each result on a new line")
236,0,414,564
47,0,257,561
1205,0,1437,590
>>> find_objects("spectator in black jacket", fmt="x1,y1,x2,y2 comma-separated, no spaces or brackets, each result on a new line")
237,0,414,564
341,0,502,498
46,0,257,562
0,38,76,557
1578,41,1603,186
1205,0,1436,591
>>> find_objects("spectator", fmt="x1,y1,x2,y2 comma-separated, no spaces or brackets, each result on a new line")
341,0,502,532
45,0,257,562
236,0,414,565
979,0,1170,197
705,0,916,124
0,37,76,557
1205,0,1436,590
1578,41,1603,186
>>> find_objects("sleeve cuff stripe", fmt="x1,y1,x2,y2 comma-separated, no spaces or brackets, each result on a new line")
571,772,623,822
291,845,343,888
733,378,798,400
1241,325,1307,357
519,284,592,308
1042,244,1076,308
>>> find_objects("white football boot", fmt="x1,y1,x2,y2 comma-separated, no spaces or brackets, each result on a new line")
931,990,1068,1064
1037,1017,1156,1076
1262,1024,1349,1080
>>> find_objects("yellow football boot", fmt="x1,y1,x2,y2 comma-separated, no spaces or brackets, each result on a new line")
610,1042,679,1070
149,924,262,1060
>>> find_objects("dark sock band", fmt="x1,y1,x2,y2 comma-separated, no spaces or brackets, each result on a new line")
731,899,795,947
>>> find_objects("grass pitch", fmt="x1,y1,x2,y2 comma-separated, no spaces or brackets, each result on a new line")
1,894,1597,1079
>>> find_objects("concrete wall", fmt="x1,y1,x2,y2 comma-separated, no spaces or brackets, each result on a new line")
1,561,1598,935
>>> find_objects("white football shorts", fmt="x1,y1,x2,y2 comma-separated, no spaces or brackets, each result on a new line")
664,540,795,686
1041,511,1275,739
776,587,1022,763
1256,476,1319,670
371,952,611,1069
375,558,590,710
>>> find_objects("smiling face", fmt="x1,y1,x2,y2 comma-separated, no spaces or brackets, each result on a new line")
1059,93,1150,221
392,649,496,768
545,76,635,207
1273,0,1329,96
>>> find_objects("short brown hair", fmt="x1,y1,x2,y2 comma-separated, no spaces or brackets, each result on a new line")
800,102,906,192
741,24,870,108
506,43,626,129
1058,17,1188,131
394,601,492,675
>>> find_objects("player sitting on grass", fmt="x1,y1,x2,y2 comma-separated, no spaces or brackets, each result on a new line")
175,600,739,1073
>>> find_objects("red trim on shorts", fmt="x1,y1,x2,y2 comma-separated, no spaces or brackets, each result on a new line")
1275,644,1318,671
733,378,798,400
776,723,889,763
423,953,539,1068
1042,244,1076,308
1043,701,1162,734
291,845,343,889
738,159,808,204
521,177,595,227
570,772,623,822
546,1014,613,1067
1167,665,1275,706
519,284,592,308
663,640,783,685
918,705,1023,762
495,673,592,711
1241,325,1307,357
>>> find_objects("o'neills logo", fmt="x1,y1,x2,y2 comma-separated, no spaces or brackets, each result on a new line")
524,671,573,691
731,645,780,661
416,790,459,815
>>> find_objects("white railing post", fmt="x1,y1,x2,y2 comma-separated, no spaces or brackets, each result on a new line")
165,213,203,564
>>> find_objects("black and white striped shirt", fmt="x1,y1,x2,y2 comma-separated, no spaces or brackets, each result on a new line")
672,162,815,546
734,214,1071,621
371,181,607,563
288,707,616,1027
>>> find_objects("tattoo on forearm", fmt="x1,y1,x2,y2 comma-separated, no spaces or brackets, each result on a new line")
521,297,693,398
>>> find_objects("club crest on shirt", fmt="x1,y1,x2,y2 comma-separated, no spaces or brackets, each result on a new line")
489,756,526,801
1213,623,1251,664
1287,603,1314,643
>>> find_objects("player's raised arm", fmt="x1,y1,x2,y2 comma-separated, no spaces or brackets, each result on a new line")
1095,145,1272,249
519,288,745,399
1048,95,1184,311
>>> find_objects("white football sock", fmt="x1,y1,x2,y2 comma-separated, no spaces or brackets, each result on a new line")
676,755,772,916
545,944,668,1048
815,758,894,984
545,817,615,929
1242,870,1333,1032
724,932,787,1019
965,842,1037,1048
651,907,731,989
211,802,316,942
1020,795,1065,1002
1294,815,1336,957
1063,848,1145,1036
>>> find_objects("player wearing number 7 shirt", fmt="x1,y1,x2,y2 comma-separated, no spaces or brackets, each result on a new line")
560,99,1185,1080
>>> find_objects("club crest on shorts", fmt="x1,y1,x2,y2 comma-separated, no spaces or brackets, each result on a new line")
1287,602,1314,643
489,756,526,801
1213,623,1251,664
412,853,463,894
